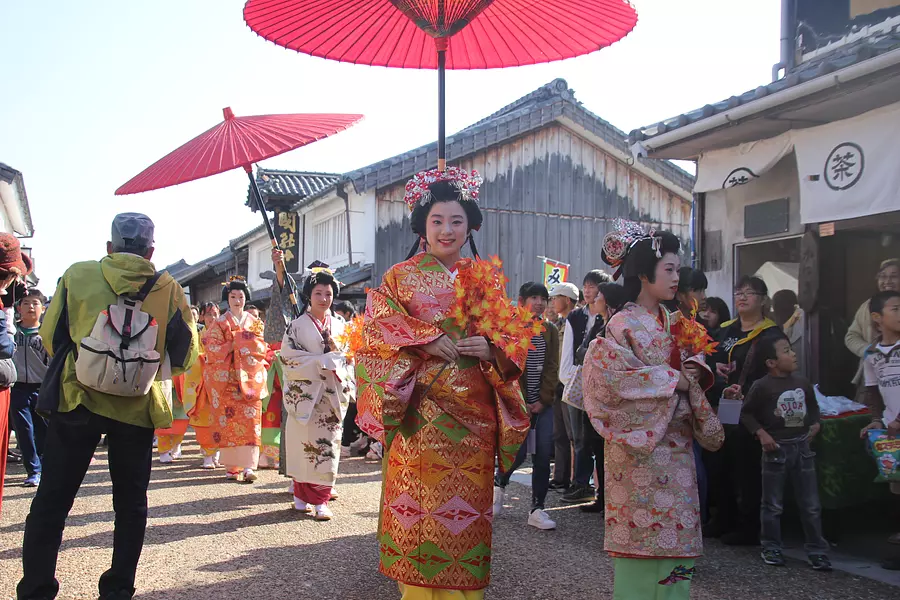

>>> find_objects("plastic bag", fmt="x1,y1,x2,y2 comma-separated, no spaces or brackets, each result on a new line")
867,429,900,482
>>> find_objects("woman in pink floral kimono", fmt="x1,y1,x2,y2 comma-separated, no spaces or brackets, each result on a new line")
583,221,724,600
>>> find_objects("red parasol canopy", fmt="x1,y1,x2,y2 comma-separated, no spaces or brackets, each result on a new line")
115,108,363,195
243,0,637,168
116,107,363,318
243,0,638,70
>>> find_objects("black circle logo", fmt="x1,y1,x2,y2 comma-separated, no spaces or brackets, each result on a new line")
824,142,864,191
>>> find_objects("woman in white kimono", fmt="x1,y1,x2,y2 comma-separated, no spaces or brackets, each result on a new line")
280,263,355,521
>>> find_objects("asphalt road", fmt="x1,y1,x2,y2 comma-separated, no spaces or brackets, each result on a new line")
1,437,897,600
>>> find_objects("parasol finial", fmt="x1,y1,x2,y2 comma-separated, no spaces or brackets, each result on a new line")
223,107,235,120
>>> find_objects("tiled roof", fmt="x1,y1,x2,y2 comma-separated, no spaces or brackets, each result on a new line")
345,78,694,195
171,247,234,284
629,29,900,146
247,169,340,209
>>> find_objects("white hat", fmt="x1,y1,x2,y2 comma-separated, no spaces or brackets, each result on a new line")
549,282,579,302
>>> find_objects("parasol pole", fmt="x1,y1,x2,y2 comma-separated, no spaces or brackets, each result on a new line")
436,37,448,171
244,165,303,319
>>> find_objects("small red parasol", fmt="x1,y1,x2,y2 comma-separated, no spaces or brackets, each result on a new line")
244,0,638,168
116,107,364,316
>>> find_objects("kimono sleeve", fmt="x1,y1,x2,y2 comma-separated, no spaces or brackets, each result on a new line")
582,312,681,454
355,267,445,447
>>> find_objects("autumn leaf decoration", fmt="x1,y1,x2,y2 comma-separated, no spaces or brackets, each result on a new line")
670,299,718,356
449,256,540,366
334,315,366,362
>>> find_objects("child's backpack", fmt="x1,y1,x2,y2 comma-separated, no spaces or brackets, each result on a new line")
75,273,162,397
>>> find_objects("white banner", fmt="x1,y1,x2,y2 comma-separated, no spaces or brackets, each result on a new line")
694,130,794,193
793,101,900,223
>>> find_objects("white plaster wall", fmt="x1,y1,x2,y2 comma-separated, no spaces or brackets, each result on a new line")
301,187,376,268
246,234,272,292
703,153,803,301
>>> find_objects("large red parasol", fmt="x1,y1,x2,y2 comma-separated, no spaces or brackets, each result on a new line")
116,107,364,316
244,0,638,168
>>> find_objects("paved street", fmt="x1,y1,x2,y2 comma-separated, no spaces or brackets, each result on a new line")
1,435,898,600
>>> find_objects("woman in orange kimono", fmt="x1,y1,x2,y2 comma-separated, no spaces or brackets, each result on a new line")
205,278,269,482
582,221,724,600
356,168,529,600
156,303,221,467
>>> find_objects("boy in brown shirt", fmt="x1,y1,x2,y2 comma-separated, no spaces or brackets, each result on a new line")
741,333,831,571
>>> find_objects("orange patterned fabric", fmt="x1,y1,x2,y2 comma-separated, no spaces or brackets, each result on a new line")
205,312,269,449
356,253,529,591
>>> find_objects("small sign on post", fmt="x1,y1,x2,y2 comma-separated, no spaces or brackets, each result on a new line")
539,256,569,288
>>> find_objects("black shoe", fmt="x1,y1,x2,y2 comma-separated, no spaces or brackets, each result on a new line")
882,558,900,571
548,481,570,492
761,549,786,566
809,555,832,572
580,499,604,513
561,484,595,504
722,530,759,546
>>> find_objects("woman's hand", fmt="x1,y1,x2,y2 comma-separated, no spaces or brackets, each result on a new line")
859,420,883,439
676,371,691,391
722,384,744,401
457,336,493,361
422,335,459,362
271,248,284,265
529,402,545,415
716,361,736,379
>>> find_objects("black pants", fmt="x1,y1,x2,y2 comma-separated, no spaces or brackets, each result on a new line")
341,402,361,447
706,424,761,536
18,406,154,600
551,384,571,485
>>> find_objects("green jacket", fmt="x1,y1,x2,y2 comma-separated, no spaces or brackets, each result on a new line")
41,253,199,429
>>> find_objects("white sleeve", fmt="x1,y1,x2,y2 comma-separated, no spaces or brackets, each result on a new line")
559,320,576,385
863,354,878,387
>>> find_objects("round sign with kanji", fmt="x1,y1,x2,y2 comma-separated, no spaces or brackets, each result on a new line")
823,142,864,191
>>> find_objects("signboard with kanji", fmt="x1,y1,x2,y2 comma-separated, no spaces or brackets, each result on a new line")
274,210,300,274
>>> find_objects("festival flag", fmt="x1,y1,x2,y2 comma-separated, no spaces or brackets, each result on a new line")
540,257,569,288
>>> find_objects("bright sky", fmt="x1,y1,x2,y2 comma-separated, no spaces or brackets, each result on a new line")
0,0,780,288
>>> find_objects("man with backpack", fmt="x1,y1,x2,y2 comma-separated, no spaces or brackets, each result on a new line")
17,213,199,600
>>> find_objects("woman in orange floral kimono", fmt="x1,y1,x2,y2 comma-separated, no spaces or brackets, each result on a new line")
583,221,724,600
356,168,529,600
205,278,269,483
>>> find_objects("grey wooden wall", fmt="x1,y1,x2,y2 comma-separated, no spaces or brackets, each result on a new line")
374,124,692,296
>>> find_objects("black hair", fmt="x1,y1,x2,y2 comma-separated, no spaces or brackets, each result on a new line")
703,296,731,328
199,301,219,317
583,270,612,286
608,231,681,303
678,267,708,293
518,281,549,301
735,275,768,297
758,331,791,369
333,300,357,318
17,288,46,304
407,180,484,260
221,279,251,303
772,289,798,324
598,282,627,313
300,270,340,315
870,290,900,315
